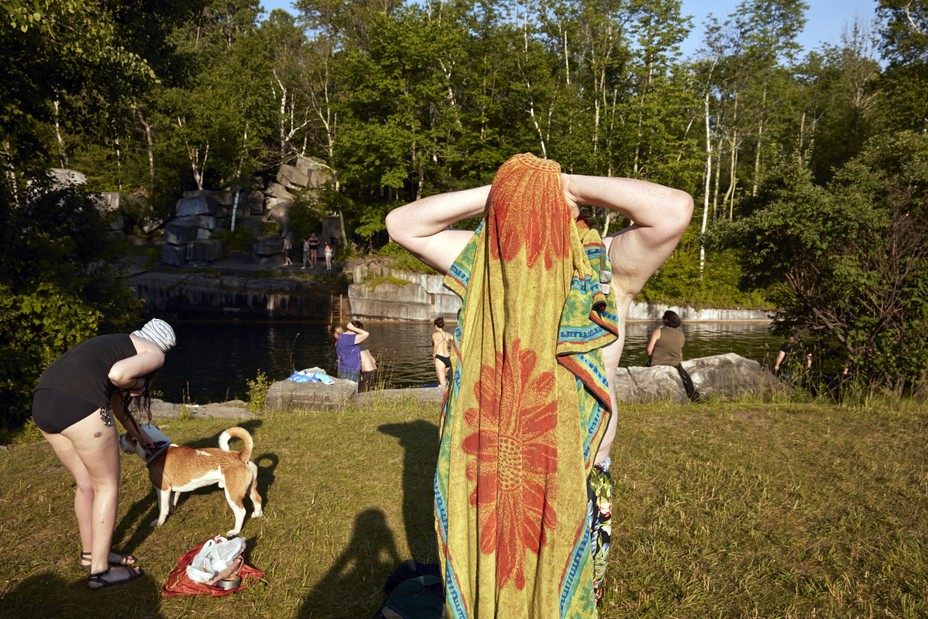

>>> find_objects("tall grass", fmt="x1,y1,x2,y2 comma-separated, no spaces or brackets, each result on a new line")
0,397,925,618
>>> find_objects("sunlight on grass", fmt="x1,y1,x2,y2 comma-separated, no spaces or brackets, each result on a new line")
0,398,925,617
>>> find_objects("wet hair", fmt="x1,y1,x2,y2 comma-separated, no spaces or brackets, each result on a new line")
434,317,445,328
350,320,364,329
122,370,158,425
789,329,801,340
662,310,682,328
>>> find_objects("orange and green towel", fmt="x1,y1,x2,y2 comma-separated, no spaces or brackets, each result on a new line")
438,153,618,617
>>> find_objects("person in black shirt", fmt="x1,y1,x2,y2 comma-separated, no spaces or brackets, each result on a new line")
774,329,811,383
31,319,175,588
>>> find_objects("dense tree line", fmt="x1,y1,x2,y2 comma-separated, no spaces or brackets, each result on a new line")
1,0,927,429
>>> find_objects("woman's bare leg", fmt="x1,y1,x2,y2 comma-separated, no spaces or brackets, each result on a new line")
41,428,95,555
57,410,120,575
434,358,447,387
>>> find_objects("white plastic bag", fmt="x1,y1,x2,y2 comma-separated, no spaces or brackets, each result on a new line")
186,535,247,584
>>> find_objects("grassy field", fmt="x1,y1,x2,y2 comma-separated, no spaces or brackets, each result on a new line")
1,396,926,618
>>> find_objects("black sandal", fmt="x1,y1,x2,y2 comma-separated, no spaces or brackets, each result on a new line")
88,566,144,589
80,551,139,571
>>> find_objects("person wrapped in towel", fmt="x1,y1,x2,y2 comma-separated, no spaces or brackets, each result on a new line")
386,153,693,617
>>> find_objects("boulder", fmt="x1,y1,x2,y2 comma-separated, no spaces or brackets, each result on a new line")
150,399,256,420
266,378,356,411
294,156,333,188
247,190,265,215
614,353,780,403
196,215,219,230
140,216,165,235
49,168,86,187
176,194,219,218
216,189,236,206
186,239,222,263
277,164,309,189
253,235,284,256
684,353,780,399
266,182,295,200
615,365,687,403
164,220,198,245
265,199,292,225
160,243,186,266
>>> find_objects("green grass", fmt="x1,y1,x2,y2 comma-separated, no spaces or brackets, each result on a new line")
1,398,926,617
360,274,412,288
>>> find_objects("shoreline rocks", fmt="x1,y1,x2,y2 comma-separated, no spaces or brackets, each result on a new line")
158,354,780,419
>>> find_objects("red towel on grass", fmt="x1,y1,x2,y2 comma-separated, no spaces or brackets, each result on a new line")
161,539,265,597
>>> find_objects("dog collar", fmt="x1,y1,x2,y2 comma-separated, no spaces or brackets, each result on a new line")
145,441,170,467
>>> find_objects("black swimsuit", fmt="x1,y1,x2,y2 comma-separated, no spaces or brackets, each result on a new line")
435,354,451,369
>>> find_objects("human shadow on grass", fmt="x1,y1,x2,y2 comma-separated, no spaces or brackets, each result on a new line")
299,509,401,619
378,419,439,562
3,570,165,618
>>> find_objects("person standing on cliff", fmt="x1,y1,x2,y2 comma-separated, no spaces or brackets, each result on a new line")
282,235,293,267
385,153,693,616
324,241,334,271
308,233,320,267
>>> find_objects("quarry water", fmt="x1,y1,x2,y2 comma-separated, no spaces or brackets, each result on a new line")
155,320,781,404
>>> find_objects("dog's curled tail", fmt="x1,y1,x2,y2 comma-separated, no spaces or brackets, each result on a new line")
219,427,254,461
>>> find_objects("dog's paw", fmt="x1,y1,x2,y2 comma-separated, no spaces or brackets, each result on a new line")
225,528,241,537
149,519,165,528
252,506,263,518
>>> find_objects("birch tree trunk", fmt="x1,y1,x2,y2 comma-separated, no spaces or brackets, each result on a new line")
230,123,248,233
751,83,767,197
53,99,68,168
700,91,712,280
134,106,155,187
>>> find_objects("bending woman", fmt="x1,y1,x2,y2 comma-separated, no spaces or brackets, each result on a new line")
31,318,176,588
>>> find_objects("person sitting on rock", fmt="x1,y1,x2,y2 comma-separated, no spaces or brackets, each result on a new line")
646,309,699,401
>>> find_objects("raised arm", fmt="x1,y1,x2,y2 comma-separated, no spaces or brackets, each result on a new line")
384,186,491,274
561,174,694,298
347,322,369,344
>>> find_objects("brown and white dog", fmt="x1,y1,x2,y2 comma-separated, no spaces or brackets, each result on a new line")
119,424,263,536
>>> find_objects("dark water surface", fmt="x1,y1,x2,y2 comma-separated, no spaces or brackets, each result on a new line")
155,320,781,404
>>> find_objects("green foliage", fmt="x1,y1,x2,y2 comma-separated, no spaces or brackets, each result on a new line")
286,190,324,244
0,283,102,429
362,275,411,288
246,369,272,413
375,242,437,274
716,131,928,390
0,183,142,430
214,226,256,253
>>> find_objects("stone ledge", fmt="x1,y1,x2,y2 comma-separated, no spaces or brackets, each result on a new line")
151,354,783,418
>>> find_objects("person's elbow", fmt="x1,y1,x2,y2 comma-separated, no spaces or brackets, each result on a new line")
385,209,412,249
667,190,695,237
108,367,131,387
